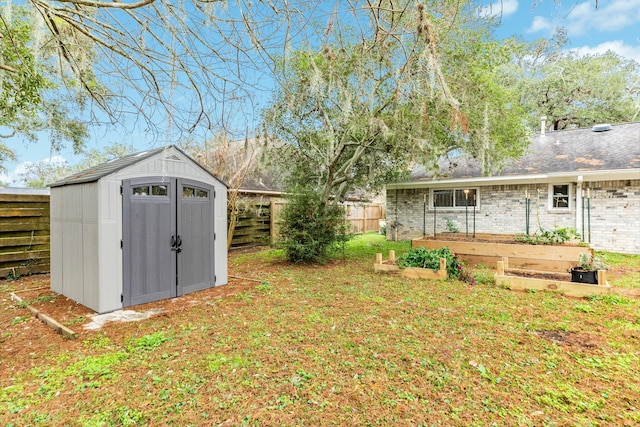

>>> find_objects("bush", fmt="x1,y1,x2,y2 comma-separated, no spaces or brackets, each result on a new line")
278,186,351,264
397,246,463,278
514,227,580,245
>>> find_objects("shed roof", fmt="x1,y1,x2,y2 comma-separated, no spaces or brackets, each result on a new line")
49,145,223,188
410,122,640,181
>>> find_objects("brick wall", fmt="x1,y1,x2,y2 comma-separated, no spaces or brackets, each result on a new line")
587,180,640,254
386,179,640,254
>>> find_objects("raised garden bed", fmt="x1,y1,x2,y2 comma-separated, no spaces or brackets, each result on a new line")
412,233,592,272
495,257,611,298
374,251,447,279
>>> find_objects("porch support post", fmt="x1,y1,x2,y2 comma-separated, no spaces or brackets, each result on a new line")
576,177,583,241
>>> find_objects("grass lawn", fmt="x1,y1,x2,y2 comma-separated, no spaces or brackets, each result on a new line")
1,233,639,426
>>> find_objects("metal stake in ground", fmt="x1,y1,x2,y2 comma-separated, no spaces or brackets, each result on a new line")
587,188,592,243
423,193,426,237
464,189,469,238
473,192,476,238
433,193,437,236
525,190,530,236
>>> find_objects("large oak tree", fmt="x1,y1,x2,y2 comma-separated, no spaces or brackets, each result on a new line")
263,0,530,205
0,5,89,169
510,34,640,130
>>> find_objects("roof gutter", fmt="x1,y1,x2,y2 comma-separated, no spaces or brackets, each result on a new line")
387,168,640,189
236,188,283,196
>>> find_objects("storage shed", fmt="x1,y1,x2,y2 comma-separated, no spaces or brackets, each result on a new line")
49,145,228,313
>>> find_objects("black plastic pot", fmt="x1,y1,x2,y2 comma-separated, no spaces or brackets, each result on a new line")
571,267,598,284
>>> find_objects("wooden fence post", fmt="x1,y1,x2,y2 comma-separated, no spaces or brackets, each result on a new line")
497,260,504,276
597,270,607,286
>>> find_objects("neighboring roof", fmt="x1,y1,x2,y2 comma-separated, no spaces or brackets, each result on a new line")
0,187,50,195
49,145,224,188
395,122,640,188
203,137,286,194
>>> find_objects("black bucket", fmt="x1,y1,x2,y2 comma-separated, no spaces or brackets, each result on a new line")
571,268,598,285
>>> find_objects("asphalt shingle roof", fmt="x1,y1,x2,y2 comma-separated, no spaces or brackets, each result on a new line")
49,147,167,188
411,122,640,180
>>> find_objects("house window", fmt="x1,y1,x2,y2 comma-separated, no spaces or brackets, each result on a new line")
432,188,478,208
549,184,570,210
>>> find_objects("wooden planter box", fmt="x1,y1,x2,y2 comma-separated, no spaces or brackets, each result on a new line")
495,258,610,298
412,234,591,273
374,251,447,279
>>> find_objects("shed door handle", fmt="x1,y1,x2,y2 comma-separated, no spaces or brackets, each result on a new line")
170,235,182,253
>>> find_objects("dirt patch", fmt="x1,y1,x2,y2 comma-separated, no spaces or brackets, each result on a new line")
506,270,571,282
607,265,640,282
423,235,522,244
2,271,266,342
611,287,640,299
535,329,603,349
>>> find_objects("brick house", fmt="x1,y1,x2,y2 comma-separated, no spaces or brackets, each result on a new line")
385,122,640,254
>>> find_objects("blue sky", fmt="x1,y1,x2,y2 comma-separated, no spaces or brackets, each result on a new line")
484,0,640,60
2,0,639,186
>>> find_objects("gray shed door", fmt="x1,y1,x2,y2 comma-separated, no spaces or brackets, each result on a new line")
122,177,215,307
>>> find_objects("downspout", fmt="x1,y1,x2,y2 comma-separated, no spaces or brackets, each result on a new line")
576,176,583,239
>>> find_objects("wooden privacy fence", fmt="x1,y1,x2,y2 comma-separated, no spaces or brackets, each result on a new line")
344,203,384,234
229,199,272,249
270,200,384,242
0,194,50,278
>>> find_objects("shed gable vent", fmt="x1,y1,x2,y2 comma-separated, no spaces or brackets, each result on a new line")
592,124,611,132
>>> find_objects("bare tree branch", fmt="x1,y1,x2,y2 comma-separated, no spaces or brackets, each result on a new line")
0,64,17,73
44,0,157,10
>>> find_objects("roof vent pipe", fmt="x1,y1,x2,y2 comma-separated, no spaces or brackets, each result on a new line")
541,116,547,136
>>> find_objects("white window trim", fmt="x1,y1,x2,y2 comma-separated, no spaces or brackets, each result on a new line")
429,187,480,210
548,183,572,211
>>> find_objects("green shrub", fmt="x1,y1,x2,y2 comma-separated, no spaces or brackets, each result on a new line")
397,246,463,278
515,227,580,245
278,186,351,264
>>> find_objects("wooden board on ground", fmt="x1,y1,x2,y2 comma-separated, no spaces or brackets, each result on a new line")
10,292,77,339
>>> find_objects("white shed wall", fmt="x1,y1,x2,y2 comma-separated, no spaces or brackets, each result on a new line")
50,183,100,311
81,184,100,311
96,177,123,313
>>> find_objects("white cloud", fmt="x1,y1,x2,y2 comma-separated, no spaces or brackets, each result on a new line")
570,40,640,63
563,0,640,36
527,0,640,37
523,0,640,62
527,15,554,34
1,155,69,187
479,0,519,18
